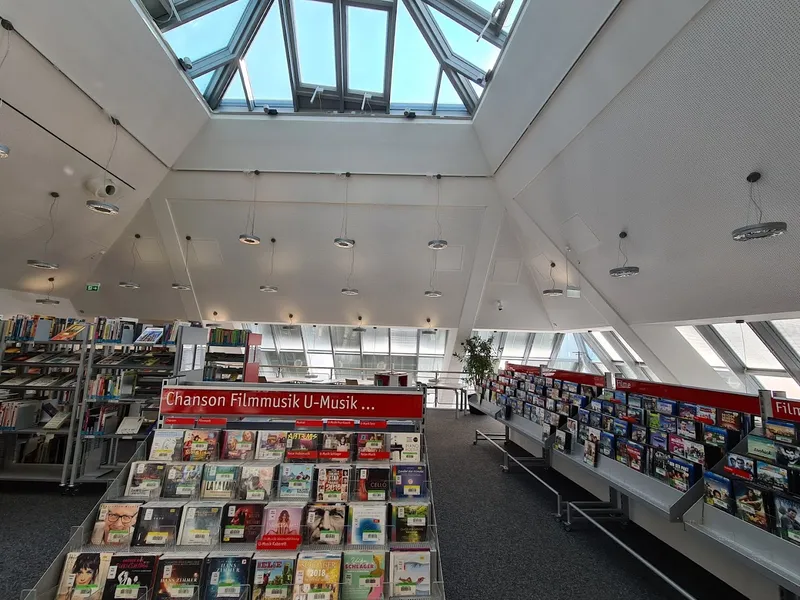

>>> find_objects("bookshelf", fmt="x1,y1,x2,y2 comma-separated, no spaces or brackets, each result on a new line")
203,329,262,383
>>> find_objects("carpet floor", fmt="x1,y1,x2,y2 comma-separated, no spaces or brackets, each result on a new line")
0,410,748,600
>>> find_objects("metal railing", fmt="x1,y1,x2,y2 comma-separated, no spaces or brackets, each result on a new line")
256,366,471,387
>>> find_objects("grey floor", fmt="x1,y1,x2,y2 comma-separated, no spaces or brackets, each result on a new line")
0,410,748,599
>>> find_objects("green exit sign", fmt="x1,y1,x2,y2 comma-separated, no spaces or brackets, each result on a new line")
86,283,101,292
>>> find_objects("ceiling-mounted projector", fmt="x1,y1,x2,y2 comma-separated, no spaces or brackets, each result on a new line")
85,176,118,199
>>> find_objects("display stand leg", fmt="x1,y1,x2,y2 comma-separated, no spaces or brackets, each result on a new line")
562,488,629,531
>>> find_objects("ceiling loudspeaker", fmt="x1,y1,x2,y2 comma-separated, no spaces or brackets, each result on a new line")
85,176,118,199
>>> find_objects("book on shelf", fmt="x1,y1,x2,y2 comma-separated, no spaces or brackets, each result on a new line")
135,327,164,345
116,416,146,436
43,411,71,430
208,328,249,346
51,322,88,341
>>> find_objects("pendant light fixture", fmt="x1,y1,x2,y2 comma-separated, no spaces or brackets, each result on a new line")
259,238,279,292
282,313,297,331
86,116,121,215
424,248,442,298
35,277,60,305
565,246,581,298
421,318,436,335
732,171,787,241
353,315,367,333
341,245,359,295
239,170,261,245
542,261,564,296
0,21,13,159
172,235,192,291
119,234,141,289
27,192,60,270
427,174,447,250
609,231,640,278
334,172,355,249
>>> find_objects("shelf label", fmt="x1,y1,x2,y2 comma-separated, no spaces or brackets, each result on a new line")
319,449,351,460
407,517,426,526
224,526,244,539
171,586,195,598
286,449,318,460
257,534,302,550
362,531,381,542
367,490,386,501
217,585,241,598
296,419,324,428
319,530,340,543
164,417,195,426
198,417,227,427
361,577,381,588
327,419,355,428
359,420,387,429
113,584,140,599
358,451,391,460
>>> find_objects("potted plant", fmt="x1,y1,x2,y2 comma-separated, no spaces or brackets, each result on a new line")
453,335,498,413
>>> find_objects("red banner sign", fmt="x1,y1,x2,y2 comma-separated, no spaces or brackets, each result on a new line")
285,449,318,460
772,398,800,423
197,417,227,427
358,451,391,461
505,363,541,375
359,420,388,429
617,379,759,414
256,534,302,550
296,420,324,428
164,417,195,426
160,387,424,419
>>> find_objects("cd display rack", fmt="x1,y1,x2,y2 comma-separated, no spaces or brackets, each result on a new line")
24,381,447,600
475,363,800,598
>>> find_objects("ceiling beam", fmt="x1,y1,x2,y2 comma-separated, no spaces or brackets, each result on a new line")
421,0,507,47
206,0,273,109
189,48,237,78
334,0,347,112
402,0,481,112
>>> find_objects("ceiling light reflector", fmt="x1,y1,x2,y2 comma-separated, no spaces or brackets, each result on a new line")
35,298,60,305
542,288,564,297
424,289,442,298
427,239,447,250
118,281,140,289
259,285,278,293
341,287,359,296
334,237,355,249
609,266,640,278
171,282,191,290
732,222,787,241
239,233,261,245
27,259,59,270
86,200,119,215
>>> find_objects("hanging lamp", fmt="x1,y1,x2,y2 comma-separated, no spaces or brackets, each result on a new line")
609,231,640,278
86,116,120,215
282,313,298,331
334,172,355,248
27,192,61,270
35,277,60,305
421,318,436,335
565,246,581,298
119,234,141,289
353,315,367,333
542,262,563,296
172,235,192,290
427,174,447,250
239,170,262,244
341,245,359,295
260,238,279,292
424,248,442,298
731,171,787,241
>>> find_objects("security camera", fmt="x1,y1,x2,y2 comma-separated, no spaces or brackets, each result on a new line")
496,300,504,312
85,176,118,199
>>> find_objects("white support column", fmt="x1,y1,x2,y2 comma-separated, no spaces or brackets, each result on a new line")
444,203,505,373
504,198,679,383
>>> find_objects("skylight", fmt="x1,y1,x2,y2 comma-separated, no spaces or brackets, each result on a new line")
150,0,526,116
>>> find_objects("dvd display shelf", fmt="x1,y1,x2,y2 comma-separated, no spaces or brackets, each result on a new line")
0,317,92,485
68,322,209,489
23,382,446,600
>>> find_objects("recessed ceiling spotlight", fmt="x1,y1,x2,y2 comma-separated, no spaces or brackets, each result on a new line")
119,281,140,289
27,259,59,270
86,200,119,215
259,285,278,293
341,287,359,296
732,172,787,241
424,289,442,298
334,237,355,249
171,283,191,291
609,231,640,278
239,233,261,245
542,261,563,296
427,239,447,250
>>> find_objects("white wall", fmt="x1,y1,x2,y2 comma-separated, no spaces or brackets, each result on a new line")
0,288,78,319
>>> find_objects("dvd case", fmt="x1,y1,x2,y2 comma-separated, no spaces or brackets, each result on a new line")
255,430,288,461
293,552,342,600
131,503,183,547
774,494,800,546
389,433,421,462
553,430,571,454
90,502,142,547
177,503,223,546
56,552,113,600
583,441,598,467
748,435,777,461
305,503,347,545
102,554,159,600
390,550,430,597
630,424,647,444
733,481,770,531
777,443,800,468
154,555,205,600
201,464,240,500
392,503,428,543
348,503,387,545
222,430,257,460
703,425,728,449
755,460,789,491
724,453,755,481
342,551,385,600
392,465,427,499
252,556,295,599
162,464,204,499
263,504,304,536
203,554,251,600
626,441,646,473
183,430,220,461
125,462,166,499
599,432,615,458
221,503,265,543
239,464,276,500
766,418,797,444
666,457,697,493
279,463,315,499
703,472,734,513
149,430,184,462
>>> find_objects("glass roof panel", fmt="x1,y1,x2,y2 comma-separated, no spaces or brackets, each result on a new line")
191,71,214,95
713,323,783,369
772,318,800,356
347,6,388,94
243,3,292,104
221,69,246,102
390,2,440,107
437,72,465,112
294,0,336,87
430,7,500,72
163,0,248,61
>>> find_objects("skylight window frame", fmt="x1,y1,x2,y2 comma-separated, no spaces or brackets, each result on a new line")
342,2,395,101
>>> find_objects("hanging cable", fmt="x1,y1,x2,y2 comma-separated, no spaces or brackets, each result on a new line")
340,172,351,238
0,28,11,74
749,177,764,224
43,193,58,259
129,235,138,278
738,320,750,393
346,246,355,288
429,250,438,289
434,174,443,240
105,115,118,171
